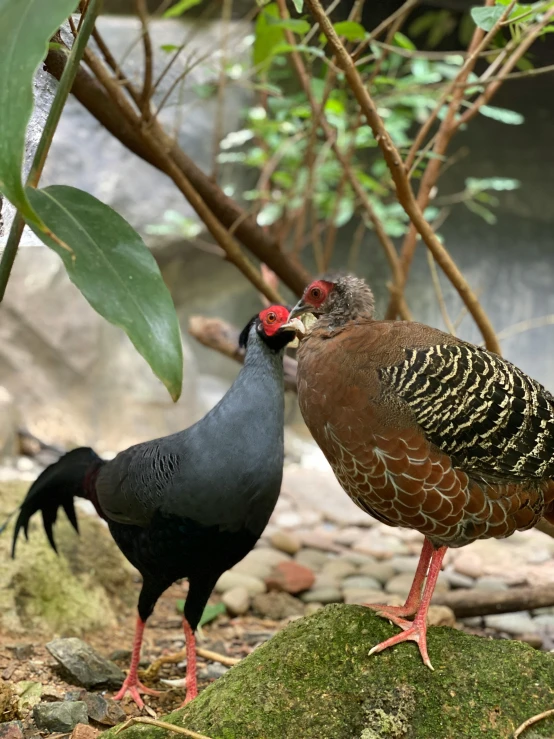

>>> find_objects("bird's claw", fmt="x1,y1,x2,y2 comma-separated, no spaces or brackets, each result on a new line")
368,619,434,670
362,601,419,629
113,677,161,709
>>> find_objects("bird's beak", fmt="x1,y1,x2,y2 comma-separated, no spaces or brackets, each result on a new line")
288,299,310,321
280,316,306,335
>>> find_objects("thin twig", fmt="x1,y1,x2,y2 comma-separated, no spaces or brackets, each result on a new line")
514,708,554,738
212,0,233,181
426,248,456,335
197,647,240,666
305,0,500,353
351,0,419,61
136,0,153,120
115,717,212,739
496,314,554,342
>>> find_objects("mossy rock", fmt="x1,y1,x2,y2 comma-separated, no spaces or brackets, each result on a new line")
106,605,554,739
0,480,136,636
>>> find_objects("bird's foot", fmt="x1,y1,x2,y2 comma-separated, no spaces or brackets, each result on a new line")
113,676,161,709
178,673,198,708
362,601,418,629
368,616,433,670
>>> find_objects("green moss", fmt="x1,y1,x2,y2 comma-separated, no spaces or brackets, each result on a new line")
104,605,554,739
0,480,135,636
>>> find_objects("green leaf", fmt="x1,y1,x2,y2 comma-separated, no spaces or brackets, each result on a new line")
0,0,79,226
479,105,524,124
176,600,226,626
257,202,283,226
393,32,416,50
160,44,179,52
291,0,304,10
331,21,367,41
466,177,520,192
27,186,183,401
254,4,285,69
470,5,505,31
334,197,355,227
163,0,203,18
267,17,310,33
465,199,497,224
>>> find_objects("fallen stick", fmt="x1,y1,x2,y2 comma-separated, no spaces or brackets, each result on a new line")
433,584,554,618
188,316,298,392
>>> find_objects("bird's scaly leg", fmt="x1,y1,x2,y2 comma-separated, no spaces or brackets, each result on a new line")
362,537,434,627
368,544,447,669
113,617,161,709
180,618,198,706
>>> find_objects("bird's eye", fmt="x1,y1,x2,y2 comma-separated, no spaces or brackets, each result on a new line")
310,287,322,300
265,312,277,324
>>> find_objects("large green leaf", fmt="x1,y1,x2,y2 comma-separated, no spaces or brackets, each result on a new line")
470,5,504,31
0,0,79,224
27,186,183,401
253,3,285,70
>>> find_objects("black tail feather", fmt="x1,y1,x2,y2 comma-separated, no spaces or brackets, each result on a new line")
11,447,104,558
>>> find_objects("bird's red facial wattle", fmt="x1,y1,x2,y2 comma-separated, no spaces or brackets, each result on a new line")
259,305,291,336
288,279,334,320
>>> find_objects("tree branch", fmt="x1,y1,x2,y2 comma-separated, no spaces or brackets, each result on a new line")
304,0,500,354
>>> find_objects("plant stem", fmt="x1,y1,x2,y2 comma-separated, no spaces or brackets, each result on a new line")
0,0,101,302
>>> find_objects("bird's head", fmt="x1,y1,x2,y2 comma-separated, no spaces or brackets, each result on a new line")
239,305,305,352
288,273,375,326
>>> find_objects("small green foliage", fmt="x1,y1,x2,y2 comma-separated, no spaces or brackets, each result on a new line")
175,600,226,627
163,0,203,19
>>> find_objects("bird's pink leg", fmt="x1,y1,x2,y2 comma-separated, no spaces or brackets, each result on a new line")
368,544,447,670
113,616,161,709
363,537,434,627
179,618,198,707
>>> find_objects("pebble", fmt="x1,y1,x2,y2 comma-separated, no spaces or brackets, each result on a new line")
312,574,340,590
299,532,342,553
266,561,315,594
343,588,384,606
215,572,266,596
474,577,509,592
64,690,125,726
532,614,554,628
357,561,395,584
231,559,273,580
274,511,303,529
519,633,543,648
222,586,251,616
427,605,456,628
294,548,330,571
390,556,420,573
353,532,409,558
341,575,382,592
442,570,475,589
34,702,89,732
198,664,229,680
453,551,483,579
71,725,99,739
304,602,324,616
247,548,292,567
45,638,124,689
340,552,377,567
485,612,538,635
385,573,449,596
7,644,33,660
301,587,342,604
321,559,358,580
0,722,24,739
332,527,364,546
252,592,305,620
270,531,301,555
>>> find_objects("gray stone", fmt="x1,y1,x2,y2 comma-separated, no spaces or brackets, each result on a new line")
63,690,126,726
33,702,88,732
0,387,18,460
341,575,382,592
357,561,396,584
304,602,324,616
252,592,305,620
385,572,449,596
270,531,301,555
343,589,384,606
222,586,250,616
474,577,509,592
485,613,538,635
198,663,229,680
321,560,358,580
442,570,475,589
294,548,331,571
231,559,273,581
45,638,125,689
390,556,420,574
247,548,292,568
215,572,265,596
532,614,554,628
301,587,343,604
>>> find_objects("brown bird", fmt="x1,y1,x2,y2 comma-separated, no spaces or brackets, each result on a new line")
286,274,554,668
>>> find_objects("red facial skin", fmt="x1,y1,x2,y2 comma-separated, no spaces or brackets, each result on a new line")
259,305,291,336
302,280,333,311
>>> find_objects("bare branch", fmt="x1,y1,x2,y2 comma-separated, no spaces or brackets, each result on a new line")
305,0,500,354
135,0,153,120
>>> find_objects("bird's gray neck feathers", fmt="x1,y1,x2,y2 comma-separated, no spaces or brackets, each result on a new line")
321,276,375,330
